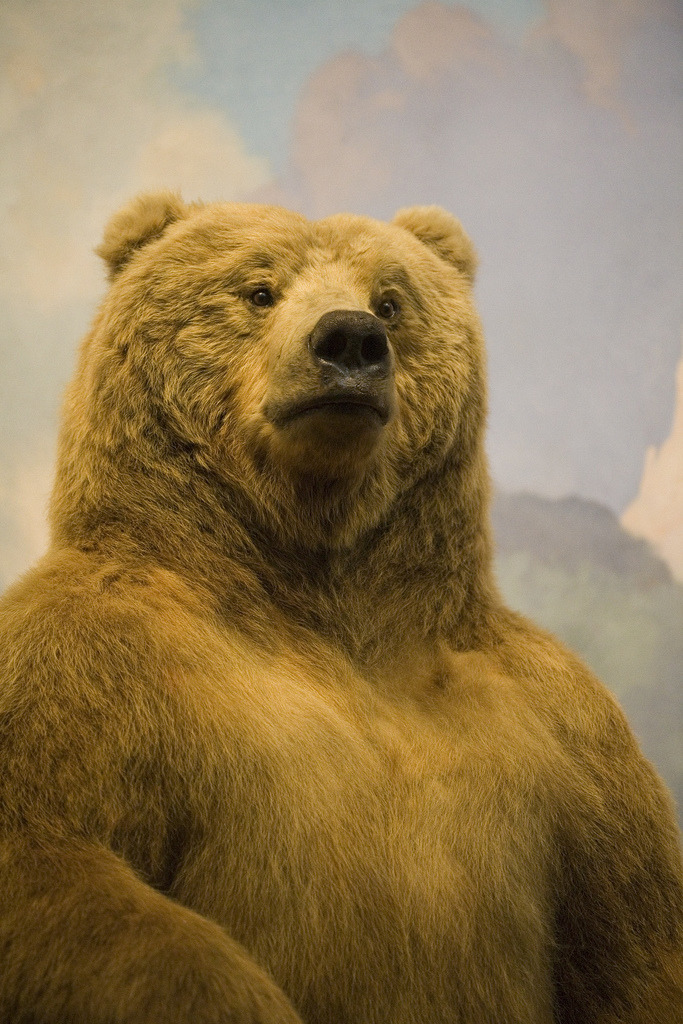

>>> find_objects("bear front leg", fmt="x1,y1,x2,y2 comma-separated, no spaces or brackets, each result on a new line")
551,717,683,1022
0,837,303,1024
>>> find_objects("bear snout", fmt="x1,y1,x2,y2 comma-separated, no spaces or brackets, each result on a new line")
264,309,396,435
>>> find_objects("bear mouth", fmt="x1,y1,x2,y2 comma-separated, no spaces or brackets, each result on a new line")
270,391,392,426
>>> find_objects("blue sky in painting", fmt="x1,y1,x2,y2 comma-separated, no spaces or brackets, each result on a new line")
177,0,544,167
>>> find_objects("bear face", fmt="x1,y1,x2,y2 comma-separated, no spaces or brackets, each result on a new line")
63,194,484,551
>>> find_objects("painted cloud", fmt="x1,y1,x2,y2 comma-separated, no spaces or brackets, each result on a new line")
259,0,682,514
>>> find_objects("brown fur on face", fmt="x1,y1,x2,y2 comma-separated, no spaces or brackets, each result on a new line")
1,193,681,1024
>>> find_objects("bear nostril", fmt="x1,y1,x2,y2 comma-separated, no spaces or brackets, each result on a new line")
316,329,347,364
361,332,388,365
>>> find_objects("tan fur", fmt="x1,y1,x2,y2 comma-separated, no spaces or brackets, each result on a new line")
0,194,681,1023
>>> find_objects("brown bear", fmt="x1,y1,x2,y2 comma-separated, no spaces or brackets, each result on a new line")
0,192,681,1024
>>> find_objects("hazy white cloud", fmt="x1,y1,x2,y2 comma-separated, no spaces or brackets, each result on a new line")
136,110,268,200
622,340,683,582
392,2,498,80
533,0,681,120
0,0,269,312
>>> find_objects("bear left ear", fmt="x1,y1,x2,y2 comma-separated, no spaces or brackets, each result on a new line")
96,190,191,279
392,206,477,283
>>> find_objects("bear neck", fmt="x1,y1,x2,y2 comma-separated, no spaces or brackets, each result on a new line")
281,445,501,669
51,416,500,671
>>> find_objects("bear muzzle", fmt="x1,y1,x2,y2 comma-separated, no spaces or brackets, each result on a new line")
265,309,396,432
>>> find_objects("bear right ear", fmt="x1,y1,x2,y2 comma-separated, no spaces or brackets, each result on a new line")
96,191,190,278
392,206,477,283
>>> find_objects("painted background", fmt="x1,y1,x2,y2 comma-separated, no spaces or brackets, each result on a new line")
1,0,681,808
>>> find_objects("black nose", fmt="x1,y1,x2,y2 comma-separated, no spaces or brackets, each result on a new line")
310,310,390,373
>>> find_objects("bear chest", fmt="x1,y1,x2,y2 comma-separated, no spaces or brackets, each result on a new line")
172,665,557,1023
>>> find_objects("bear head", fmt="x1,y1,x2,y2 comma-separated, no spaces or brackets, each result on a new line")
53,192,487,554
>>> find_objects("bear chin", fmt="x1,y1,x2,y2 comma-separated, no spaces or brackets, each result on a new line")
264,402,391,479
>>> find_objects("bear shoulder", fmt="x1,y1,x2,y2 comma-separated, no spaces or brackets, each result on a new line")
0,551,222,858
490,612,683,1010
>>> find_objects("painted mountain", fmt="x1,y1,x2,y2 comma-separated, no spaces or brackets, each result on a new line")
493,491,682,815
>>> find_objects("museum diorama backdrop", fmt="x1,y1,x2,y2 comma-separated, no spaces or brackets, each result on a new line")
1,0,681,808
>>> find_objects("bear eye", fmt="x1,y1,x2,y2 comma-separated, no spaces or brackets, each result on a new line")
250,287,274,307
377,297,399,320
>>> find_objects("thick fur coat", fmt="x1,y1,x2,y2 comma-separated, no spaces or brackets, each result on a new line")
0,193,681,1023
